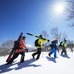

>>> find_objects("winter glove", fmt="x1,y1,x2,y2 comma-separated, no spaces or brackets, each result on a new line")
25,49,28,52
48,40,50,42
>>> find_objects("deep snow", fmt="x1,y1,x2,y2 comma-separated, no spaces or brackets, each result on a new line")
0,51,74,74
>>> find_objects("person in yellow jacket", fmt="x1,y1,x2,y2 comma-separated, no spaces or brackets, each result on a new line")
61,39,67,55
32,35,49,60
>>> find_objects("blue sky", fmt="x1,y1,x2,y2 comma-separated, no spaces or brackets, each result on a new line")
0,0,74,45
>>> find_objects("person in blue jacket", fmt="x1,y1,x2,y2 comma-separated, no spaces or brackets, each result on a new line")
48,38,58,58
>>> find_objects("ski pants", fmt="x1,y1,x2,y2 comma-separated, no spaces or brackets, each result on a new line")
32,48,41,59
49,47,56,58
61,47,67,55
8,52,25,64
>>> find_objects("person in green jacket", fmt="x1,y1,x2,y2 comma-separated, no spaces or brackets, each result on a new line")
61,39,67,55
32,35,49,60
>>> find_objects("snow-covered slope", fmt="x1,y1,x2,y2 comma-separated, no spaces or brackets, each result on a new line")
26,44,36,51
0,51,74,74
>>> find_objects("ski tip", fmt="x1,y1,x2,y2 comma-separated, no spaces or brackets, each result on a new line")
27,33,29,34
20,32,23,34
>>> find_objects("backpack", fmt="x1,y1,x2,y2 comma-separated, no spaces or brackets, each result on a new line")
34,39,40,47
14,40,19,49
59,42,63,47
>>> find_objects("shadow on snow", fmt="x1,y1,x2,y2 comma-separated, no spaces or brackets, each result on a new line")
46,56,57,63
0,63,17,74
15,58,41,70
60,54,70,59
0,58,41,73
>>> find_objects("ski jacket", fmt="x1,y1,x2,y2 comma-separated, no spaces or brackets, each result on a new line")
51,40,58,50
36,38,49,48
19,38,26,49
61,41,67,48
15,38,26,53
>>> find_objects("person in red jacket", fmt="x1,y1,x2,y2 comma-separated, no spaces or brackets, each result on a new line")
7,36,26,64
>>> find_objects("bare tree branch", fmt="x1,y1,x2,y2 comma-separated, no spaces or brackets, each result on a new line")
50,27,67,42
66,0,74,22
41,30,49,38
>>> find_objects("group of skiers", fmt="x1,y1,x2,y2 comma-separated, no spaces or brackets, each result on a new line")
6,32,68,65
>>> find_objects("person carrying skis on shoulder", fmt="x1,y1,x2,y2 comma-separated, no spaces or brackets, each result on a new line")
48,38,58,58
6,35,27,64
32,35,50,60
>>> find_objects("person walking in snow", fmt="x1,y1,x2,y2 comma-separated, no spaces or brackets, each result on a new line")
7,36,27,64
32,35,49,60
48,38,58,58
61,39,67,55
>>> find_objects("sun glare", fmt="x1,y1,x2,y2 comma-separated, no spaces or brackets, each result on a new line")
55,4,64,13
53,2,67,15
